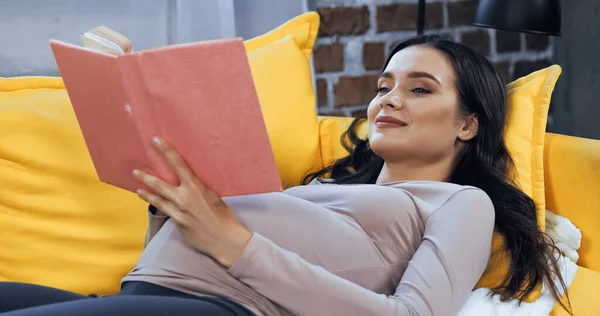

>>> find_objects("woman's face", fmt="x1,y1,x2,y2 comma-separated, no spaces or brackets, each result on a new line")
367,45,475,164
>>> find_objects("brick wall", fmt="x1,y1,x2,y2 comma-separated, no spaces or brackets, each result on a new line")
313,0,554,121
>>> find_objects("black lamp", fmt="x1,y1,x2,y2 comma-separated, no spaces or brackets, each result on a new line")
473,0,562,36
417,0,426,35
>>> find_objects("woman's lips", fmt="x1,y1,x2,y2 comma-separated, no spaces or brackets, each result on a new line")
375,115,408,128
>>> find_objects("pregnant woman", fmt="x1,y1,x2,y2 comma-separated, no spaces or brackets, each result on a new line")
0,34,569,316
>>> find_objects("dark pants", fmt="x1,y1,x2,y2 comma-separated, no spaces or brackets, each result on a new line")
0,281,255,316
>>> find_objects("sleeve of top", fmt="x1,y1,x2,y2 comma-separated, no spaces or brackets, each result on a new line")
145,204,169,248
227,188,495,316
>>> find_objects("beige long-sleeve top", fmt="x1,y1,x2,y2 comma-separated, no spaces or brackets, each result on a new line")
121,180,495,316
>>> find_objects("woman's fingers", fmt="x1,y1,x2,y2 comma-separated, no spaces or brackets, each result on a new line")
133,169,178,202
152,137,197,187
136,189,180,220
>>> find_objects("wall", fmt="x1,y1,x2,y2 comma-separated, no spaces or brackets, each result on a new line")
310,0,555,122
6,0,596,139
551,0,600,140
0,0,307,77
0,0,171,76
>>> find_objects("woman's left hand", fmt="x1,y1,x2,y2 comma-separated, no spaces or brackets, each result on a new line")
133,137,253,268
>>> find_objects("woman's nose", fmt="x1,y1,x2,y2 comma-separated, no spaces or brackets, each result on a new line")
380,93,402,110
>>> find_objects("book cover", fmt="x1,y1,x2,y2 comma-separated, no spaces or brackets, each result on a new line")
49,38,282,197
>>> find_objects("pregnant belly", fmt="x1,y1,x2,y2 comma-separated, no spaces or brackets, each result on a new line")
224,192,387,271
130,192,397,301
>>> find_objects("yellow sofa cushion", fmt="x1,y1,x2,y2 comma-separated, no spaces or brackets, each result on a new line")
0,12,321,295
244,12,322,188
475,65,562,301
504,65,562,230
544,133,600,271
318,65,562,302
0,78,148,294
550,266,600,316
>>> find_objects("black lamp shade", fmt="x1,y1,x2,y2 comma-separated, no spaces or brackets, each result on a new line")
473,0,562,36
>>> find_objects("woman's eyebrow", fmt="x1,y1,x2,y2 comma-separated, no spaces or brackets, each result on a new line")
379,71,441,86
408,71,441,85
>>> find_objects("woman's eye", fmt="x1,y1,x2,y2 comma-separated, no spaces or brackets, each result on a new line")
375,87,391,94
411,88,431,94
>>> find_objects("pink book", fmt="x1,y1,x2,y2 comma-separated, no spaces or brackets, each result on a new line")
49,37,282,197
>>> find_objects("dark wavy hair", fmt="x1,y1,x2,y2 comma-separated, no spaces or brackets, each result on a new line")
304,34,570,312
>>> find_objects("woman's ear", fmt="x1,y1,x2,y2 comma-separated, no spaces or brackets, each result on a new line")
457,114,479,141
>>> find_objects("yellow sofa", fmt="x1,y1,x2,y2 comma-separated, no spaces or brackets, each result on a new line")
0,80,599,315
543,133,600,315
0,11,599,315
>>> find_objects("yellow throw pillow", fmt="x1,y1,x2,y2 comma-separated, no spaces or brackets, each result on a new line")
0,79,149,294
0,12,321,295
244,12,323,188
318,65,562,302
476,65,561,301
504,64,562,230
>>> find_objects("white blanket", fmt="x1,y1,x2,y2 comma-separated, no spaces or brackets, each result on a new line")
458,210,580,316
